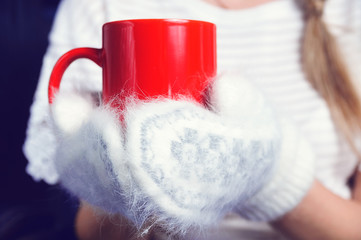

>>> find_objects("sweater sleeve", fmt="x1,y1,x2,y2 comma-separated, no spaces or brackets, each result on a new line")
23,0,105,184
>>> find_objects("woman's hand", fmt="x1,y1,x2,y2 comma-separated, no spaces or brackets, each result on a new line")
272,178,361,240
76,202,153,240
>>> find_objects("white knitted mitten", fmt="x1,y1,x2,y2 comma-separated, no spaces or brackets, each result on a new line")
122,98,278,231
51,72,314,235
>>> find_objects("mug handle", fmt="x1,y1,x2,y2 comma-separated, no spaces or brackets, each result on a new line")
48,47,103,104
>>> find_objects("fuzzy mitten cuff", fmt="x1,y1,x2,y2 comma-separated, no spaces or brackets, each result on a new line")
235,118,315,221
210,73,315,222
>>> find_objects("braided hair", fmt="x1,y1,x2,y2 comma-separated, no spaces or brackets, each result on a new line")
301,0,361,158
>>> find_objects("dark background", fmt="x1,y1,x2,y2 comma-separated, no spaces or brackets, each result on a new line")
0,0,78,239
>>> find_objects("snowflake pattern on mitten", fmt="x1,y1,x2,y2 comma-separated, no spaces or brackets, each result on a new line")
123,100,279,229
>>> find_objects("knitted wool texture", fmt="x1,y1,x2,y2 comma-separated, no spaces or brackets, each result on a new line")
50,73,313,236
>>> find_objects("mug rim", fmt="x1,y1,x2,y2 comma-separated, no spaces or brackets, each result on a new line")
103,18,215,28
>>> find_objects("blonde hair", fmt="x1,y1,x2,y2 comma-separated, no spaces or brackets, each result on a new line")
301,0,361,157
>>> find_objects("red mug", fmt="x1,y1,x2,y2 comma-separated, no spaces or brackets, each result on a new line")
48,19,217,106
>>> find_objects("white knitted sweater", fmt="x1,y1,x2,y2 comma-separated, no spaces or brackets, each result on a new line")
24,0,361,239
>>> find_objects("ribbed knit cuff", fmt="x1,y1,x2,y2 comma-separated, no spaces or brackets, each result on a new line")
237,119,315,221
